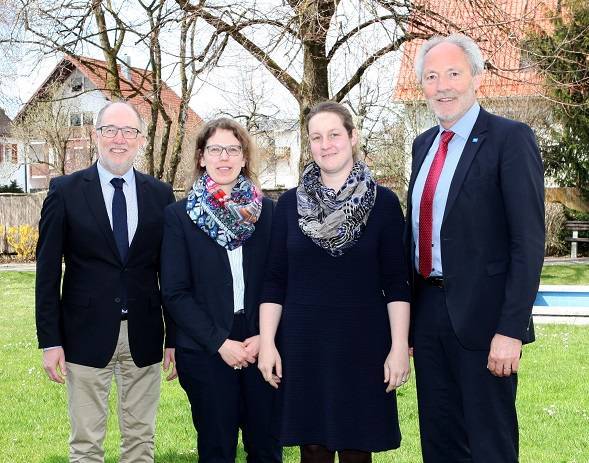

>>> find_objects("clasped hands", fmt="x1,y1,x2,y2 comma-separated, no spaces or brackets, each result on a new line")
219,336,259,370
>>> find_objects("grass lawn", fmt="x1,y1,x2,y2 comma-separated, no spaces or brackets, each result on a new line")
1,270,588,463
541,264,589,285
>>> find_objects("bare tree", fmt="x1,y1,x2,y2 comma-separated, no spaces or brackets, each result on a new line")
215,68,299,187
12,83,94,176
173,0,488,169
92,0,125,98
5,0,221,185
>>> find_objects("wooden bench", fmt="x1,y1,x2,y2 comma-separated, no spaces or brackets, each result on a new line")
564,221,589,258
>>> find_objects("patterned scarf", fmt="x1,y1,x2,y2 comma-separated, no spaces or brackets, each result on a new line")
297,161,377,257
186,174,263,250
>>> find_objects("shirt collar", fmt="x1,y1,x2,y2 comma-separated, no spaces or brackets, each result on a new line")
437,102,480,141
97,160,135,188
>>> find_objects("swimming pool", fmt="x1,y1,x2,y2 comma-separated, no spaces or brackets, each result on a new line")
533,285,589,323
534,286,589,308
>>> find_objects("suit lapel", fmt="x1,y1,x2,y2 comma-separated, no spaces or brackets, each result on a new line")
127,169,145,261
407,128,438,234
82,164,120,261
442,109,489,224
242,238,252,292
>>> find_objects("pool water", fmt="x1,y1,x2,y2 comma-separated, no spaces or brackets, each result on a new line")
534,291,589,308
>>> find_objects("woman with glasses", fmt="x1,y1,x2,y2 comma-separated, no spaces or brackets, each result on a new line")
161,118,282,463
258,102,410,463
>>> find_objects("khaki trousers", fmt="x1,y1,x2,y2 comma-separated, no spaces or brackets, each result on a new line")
65,321,161,463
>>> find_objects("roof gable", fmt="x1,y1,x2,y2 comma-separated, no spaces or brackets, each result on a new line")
16,55,202,130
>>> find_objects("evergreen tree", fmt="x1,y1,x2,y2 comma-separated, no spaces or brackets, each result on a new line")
0,180,24,193
528,2,589,195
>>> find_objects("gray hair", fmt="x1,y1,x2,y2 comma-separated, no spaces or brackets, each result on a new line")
95,101,145,132
414,34,485,83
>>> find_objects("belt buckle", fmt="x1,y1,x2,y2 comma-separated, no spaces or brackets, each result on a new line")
426,276,444,288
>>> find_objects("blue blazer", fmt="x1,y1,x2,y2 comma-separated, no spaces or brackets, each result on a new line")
35,164,176,368
405,108,545,349
160,196,274,355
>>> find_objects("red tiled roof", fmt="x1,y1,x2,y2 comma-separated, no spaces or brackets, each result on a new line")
17,55,202,130
394,0,558,102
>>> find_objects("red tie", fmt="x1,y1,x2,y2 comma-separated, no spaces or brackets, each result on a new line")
418,130,454,277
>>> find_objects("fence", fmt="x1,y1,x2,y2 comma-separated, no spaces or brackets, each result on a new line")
0,192,46,254
0,188,287,255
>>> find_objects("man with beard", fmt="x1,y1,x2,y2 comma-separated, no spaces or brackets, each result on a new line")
35,101,176,462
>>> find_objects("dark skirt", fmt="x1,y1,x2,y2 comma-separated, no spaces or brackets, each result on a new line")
274,302,401,452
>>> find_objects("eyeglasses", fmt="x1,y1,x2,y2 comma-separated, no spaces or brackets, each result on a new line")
98,125,141,139
205,144,243,157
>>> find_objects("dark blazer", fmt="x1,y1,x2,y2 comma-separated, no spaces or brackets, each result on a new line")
160,197,274,355
405,108,545,349
35,164,176,368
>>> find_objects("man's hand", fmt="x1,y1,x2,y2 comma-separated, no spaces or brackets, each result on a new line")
163,348,177,381
487,334,522,377
42,347,66,384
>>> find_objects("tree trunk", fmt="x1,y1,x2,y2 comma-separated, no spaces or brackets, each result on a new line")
296,0,333,171
144,105,159,176
156,109,172,180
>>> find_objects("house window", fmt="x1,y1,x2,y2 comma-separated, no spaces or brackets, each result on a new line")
0,144,17,163
70,113,82,127
83,112,94,125
71,76,84,93
519,39,537,70
70,112,94,127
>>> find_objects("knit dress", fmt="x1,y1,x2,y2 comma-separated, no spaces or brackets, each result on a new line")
261,185,410,452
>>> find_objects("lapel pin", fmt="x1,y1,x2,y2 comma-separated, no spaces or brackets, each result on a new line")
472,137,478,143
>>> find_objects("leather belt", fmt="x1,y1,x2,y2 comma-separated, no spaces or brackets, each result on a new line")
421,275,444,288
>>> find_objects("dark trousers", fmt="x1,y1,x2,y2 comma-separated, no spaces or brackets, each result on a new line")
412,281,519,463
176,314,282,463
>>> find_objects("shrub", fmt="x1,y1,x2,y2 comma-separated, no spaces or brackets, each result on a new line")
0,180,24,193
5,225,38,262
545,202,567,256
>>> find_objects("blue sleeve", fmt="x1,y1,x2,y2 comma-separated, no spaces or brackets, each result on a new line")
260,191,290,305
35,178,66,348
160,204,227,354
379,188,411,303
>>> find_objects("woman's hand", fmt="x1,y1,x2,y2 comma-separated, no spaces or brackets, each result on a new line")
218,339,255,369
243,335,260,360
258,342,282,389
384,345,410,392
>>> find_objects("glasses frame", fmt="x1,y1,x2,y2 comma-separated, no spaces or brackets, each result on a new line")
204,144,243,158
97,125,141,140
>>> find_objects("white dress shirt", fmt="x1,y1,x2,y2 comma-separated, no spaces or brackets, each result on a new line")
96,160,139,245
227,247,245,313
411,103,480,276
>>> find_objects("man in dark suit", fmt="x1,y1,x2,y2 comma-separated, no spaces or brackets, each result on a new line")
405,34,545,462
35,101,176,462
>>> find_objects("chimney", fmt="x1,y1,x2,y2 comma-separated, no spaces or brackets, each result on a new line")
122,54,132,81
